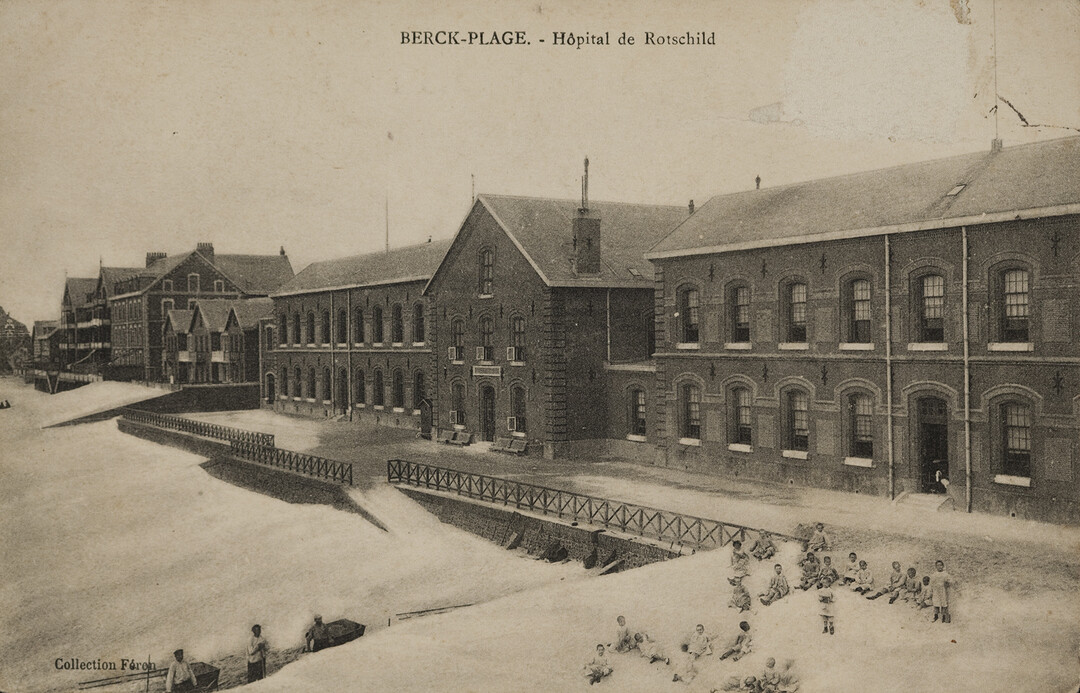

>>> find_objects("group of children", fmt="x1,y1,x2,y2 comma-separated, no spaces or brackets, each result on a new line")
583,616,799,691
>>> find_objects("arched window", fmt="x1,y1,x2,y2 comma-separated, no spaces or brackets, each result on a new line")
677,286,700,343
478,316,494,361
730,285,750,343
336,309,347,344
355,368,366,404
372,369,385,406
845,278,872,343
509,315,526,362
998,268,1031,343
450,318,465,361
392,368,405,408
391,304,404,344
413,371,426,410
450,381,466,425
510,385,526,433
306,312,315,344
1001,401,1032,478
354,308,365,343
292,313,301,344
279,314,288,345
679,383,701,440
917,274,945,342
372,306,384,343
628,388,647,437
478,248,495,295
847,393,874,458
281,367,289,397
784,281,808,343
729,386,752,445
322,367,332,402
264,326,274,350
294,366,302,398
321,310,331,344
783,388,810,452
307,366,316,399
413,303,425,343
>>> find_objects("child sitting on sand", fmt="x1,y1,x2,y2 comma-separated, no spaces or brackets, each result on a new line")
730,540,751,578
717,621,753,661
583,644,613,685
851,560,874,595
867,561,904,600
841,552,859,585
806,523,830,552
729,576,752,613
633,632,669,665
759,564,790,606
749,531,776,560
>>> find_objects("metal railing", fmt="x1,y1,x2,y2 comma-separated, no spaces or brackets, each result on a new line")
121,409,274,447
387,460,796,551
232,440,354,486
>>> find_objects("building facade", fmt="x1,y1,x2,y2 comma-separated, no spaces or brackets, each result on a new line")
645,136,1080,524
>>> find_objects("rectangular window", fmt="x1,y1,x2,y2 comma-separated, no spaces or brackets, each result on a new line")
679,289,700,343
630,389,647,436
787,390,809,451
213,280,224,293
851,394,873,457
1003,403,1032,477
788,283,807,342
732,286,750,342
1002,269,1029,342
732,388,752,445
921,275,944,342
187,274,200,293
479,249,494,295
850,279,871,343
681,384,701,439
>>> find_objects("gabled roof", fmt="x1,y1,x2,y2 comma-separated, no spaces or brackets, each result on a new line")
648,136,1080,259
189,299,233,333
99,266,146,297
164,309,193,334
33,320,59,339
228,298,275,329
428,194,690,292
64,278,98,308
274,239,453,296
213,254,294,294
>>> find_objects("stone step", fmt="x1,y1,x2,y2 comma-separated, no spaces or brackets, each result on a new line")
893,492,949,512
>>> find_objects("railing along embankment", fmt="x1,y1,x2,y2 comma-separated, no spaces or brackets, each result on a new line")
121,408,274,447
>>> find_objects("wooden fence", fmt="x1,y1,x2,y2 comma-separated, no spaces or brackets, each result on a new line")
232,440,354,486
122,409,274,447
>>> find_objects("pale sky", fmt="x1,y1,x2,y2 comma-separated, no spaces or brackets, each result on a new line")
1,0,1078,324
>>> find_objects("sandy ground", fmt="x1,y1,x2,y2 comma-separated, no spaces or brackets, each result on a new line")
4,380,1080,692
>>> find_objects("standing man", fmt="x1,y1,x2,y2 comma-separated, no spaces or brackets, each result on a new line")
305,615,330,652
165,649,198,692
247,624,268,682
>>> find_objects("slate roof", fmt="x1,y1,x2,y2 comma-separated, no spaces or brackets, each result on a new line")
228,298,275,329
213,254,294,294
99,267,146,297
189,299,234,333
274,239,454,296
471,194,690,286
64,278,99,308
164,309,193,334
648,136,1080,259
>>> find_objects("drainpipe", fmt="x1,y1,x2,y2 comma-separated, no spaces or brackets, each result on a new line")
347,291,352,419
330,291,335,411
606,289,612,363
884,235,895,500
962,226,972,513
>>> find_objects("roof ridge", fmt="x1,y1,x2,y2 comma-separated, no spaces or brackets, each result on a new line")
300,237,454,268
478,192,686,209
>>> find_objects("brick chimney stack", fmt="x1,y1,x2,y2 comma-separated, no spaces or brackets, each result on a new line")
145,252,166,267
196,242,214,260
572,156,600,275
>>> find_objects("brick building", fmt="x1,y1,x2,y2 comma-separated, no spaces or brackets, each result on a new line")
644,136,1080,523
58,277,98,371
108,243,293,382
424,192,689,458
263,240,451,427
32,320,60,367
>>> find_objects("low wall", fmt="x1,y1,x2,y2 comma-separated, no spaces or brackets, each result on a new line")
397,487,683,571
49,384,260,427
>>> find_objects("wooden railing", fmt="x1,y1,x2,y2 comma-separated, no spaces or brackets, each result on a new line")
121,409,274,447
232,440,354,486
387,460,795,551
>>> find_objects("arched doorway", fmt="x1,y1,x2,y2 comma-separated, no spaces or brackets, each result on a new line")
418,398,433,440
265,373,276,405
479,385,496,442
916,396,949,493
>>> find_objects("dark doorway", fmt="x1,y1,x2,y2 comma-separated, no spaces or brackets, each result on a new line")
480,385,496,442
917,397,949,493
265,373,275,405
419,398,433,440
337,368,349,415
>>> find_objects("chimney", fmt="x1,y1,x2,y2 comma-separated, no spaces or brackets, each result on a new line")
145,252,166,267
688,200,695,214
279,246,286,256
573,156,601,275
991,138,1003,153
196,242,214,260
755,175,761,190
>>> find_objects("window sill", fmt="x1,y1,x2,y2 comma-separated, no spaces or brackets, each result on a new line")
727,443,753,454
626,434,648,443
392,342,404,348
987,342,1033,352
306,343,316,348
451,360,465,366
675,343,700,350
782,449,809,460
277,395,287,400
839,343,874,351
336,343,347,348
907,342,947,352
292,397,302,401
374,405,385,410
373,342,384,347
843,456,874,468
392,407,405,413
511,431,527,438
355,403,365,409
724,342,752,351
412,342,425,347
678,437,701,447
778,342,809,351
412,409,421,416
993,474,1031,487
453,423,467,430
322,400,332,405
353,342,365,347
478,294,494,300
509,360,526,366
305,398,316,403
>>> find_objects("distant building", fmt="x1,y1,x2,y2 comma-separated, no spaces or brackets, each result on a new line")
164,298,273,385
58,277,99,371
32,320,60,366
0,308,31,372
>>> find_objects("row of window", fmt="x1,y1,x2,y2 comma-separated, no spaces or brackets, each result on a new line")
162,298,199,313
160,276,226,294
675,268,1033,345
653,384,1033,478
276,304,426,347
166,332,242,352
112,299,143,323
448,315,527,362
113,324,144,347
279,366,427,410
447,381,528,433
